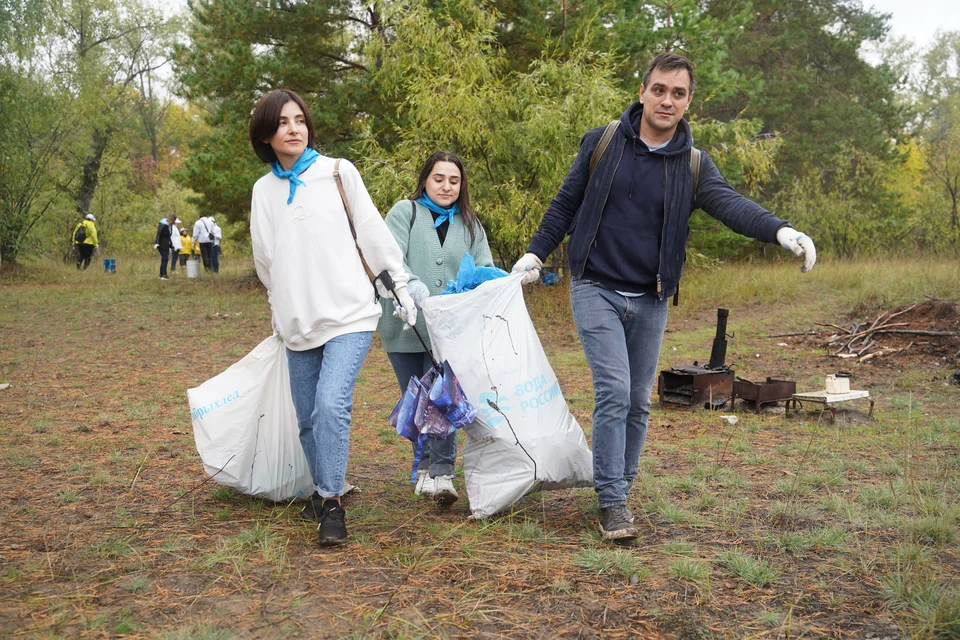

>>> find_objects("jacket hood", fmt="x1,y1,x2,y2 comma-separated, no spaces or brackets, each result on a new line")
159,218,171,226
618,101,692,157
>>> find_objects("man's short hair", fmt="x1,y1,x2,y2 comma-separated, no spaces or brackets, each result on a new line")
249,89,317,164
642,53,696,94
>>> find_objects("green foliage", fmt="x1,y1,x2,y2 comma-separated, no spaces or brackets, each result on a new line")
688,116,782,260
774,143,907,258
703,0,904,199
172,0,380,224
0,67,76,261
356,0,625,264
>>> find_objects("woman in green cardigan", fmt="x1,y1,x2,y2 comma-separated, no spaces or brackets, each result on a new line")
379,151,494,504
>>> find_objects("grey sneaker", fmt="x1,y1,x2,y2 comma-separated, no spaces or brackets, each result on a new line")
599,505,638,540
432,475,459,504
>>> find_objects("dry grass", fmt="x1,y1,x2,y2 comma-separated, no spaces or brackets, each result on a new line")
0,255,958,638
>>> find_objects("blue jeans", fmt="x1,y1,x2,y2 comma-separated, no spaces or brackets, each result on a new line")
286,332,373,499
386,351,457,477
212,245,220,273
570,278,669,508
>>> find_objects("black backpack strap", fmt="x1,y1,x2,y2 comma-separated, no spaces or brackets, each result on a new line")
409,199,416,230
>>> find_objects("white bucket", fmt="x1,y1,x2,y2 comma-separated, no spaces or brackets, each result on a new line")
186,259,200,279
825,374,850,394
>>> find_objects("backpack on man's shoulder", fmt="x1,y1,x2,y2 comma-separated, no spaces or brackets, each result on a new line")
588,120,701,197
74,223,86,244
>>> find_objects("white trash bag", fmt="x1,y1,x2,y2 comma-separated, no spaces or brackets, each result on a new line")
189,334,313,502
420,273,593,518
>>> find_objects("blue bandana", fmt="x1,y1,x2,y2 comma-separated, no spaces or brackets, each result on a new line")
415,193,459,228
271,148,320,205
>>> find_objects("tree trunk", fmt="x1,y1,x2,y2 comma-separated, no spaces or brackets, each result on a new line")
74,127,111,216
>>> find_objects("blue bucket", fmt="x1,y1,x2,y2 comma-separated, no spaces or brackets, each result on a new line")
103,258,116,273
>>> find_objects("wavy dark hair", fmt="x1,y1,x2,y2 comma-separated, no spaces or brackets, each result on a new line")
249,89,318,164
411,151,480,245
642,52,696,94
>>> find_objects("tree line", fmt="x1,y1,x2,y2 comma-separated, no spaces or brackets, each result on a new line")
2,0,959,265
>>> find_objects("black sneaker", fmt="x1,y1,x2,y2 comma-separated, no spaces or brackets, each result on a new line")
599,505,639,541
317,499,347,546
299,492,322,522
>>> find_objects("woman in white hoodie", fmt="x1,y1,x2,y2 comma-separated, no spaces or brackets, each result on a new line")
248,89,417,546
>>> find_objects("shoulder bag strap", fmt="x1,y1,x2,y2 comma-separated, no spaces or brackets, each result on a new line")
333,159,378,292
409,199,417,230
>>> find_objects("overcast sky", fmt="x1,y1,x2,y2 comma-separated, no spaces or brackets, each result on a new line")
865,0,960,48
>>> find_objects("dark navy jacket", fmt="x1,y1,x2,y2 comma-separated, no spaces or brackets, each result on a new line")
527,102,790,299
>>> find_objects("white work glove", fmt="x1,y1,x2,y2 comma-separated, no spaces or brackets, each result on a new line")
407,280,430,308
511,252,543,285
154,244,159,250
393,286,418,328
776,227,817,273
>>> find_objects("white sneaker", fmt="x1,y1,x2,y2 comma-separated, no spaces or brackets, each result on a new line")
414,470,435,497
433,475,458,504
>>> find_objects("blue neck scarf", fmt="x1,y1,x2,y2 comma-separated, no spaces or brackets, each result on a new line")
271,148,320,205
415,193,459,228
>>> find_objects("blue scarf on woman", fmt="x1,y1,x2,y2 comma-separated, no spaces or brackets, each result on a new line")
415,193,459,228
271,148,320,204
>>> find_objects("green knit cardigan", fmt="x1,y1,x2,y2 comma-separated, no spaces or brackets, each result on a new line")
378,199,494,353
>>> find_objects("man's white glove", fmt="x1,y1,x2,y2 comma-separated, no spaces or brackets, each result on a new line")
511,252,543,285
393,287,418,328
407,280,430,308
776,227,817,273
154,244,159,250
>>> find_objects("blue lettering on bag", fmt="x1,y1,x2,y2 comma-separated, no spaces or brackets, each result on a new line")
191,390,241,421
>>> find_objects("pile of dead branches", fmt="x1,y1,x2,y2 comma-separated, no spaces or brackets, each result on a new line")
816,303,960,362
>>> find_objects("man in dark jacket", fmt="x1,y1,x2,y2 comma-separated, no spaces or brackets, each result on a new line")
154,213,176,280
512,53,816,541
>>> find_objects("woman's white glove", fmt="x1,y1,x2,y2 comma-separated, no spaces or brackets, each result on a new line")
511,252,543,285
393,287,418,328
776,227,817,273
407,280,431,308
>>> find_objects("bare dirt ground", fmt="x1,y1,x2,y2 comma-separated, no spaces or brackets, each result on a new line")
1,262,958,639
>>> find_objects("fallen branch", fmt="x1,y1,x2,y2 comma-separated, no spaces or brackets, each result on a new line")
766,331,822,338
872,329,960,337
860,342,914,363
815,322,851,334
828,322,910,344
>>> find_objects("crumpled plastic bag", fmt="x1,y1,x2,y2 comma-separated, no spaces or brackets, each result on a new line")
442,254,508,294
388,359,477,480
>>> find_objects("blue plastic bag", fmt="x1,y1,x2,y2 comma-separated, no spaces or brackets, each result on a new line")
442,254,508,294
387,359,477,481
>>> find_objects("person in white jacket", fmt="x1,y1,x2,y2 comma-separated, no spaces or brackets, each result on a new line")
170,218,183,274
192,216,217,271
249,89,417,546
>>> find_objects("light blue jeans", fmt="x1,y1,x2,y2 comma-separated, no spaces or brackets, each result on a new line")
286,332,373,499
570,278,669,508
386,351,457,478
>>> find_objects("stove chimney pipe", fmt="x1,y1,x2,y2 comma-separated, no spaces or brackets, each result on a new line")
708,308,729,370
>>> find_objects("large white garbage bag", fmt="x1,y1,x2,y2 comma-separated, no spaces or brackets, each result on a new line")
189,334,313,502
420,273,593,518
